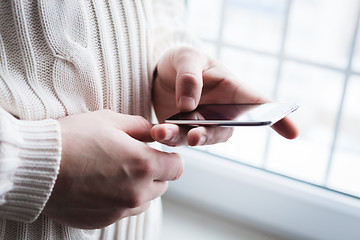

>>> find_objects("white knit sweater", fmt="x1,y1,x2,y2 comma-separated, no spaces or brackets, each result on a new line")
0,0,197,239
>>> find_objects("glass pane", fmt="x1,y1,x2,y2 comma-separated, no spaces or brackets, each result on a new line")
187,0,360,194
266,62,344,184
223,0,286,53
202,42,217,59
285,0,359,68
351,22,360,72
328,76,360,197
187,0,223,40
220,47,278,97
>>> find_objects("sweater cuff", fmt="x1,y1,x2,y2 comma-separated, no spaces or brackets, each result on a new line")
0,118,61,222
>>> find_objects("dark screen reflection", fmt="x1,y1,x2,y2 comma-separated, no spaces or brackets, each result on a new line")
168,104,261,121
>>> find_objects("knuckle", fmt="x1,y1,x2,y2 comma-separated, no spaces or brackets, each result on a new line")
177,46,202,58
136,159,154,178
179,72,199,83
100,109,120,121
128,202,151,217
133,115,151,130
126,191,144,208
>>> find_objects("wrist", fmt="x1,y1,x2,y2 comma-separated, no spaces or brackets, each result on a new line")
0,117,62,222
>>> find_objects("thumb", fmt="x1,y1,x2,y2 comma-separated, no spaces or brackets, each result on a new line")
115,114,154,142
172,47,208,112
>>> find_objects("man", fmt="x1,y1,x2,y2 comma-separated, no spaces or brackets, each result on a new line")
0,0,297,239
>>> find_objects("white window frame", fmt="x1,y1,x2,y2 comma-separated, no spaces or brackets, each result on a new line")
165,1,360,239
164,146,360,240
187,0,360,187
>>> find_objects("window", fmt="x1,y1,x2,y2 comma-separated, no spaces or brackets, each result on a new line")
163,1,360,239
185,0,360,198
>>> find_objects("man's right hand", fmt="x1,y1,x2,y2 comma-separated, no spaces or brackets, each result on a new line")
43,110,183,229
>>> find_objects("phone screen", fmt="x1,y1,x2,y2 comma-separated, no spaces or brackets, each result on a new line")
165,103,298,126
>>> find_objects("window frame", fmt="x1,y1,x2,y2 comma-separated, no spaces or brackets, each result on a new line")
164,146,360,239
170,1,360,238
185,0,360,191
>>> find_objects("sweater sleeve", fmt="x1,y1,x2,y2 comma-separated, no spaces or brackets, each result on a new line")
151,0,202,65
0,107,61,223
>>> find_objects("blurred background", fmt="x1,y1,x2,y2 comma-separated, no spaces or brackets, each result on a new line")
161,0,360,239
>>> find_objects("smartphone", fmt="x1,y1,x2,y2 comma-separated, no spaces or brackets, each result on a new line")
165,103,298,126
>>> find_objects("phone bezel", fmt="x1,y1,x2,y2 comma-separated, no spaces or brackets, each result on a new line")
165,103,298,126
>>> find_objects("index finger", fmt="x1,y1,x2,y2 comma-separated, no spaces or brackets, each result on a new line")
172,48,208,112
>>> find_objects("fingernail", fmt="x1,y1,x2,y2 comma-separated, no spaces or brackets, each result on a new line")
179,96,196,110
164,129,173,141
198,135,206,145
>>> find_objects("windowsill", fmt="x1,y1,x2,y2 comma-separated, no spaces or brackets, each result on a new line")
161,196,288,240
163,146,360,240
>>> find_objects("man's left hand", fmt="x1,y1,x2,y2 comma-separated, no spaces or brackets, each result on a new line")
151,46,298,147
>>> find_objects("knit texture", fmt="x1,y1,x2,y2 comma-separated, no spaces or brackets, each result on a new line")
0,0,195,239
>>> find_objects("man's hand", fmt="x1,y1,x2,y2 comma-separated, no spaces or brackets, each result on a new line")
43,110,183,229
151,46,298,146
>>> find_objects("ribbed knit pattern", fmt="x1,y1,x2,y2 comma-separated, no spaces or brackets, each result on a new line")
0,0,195,239
0,110,61,222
